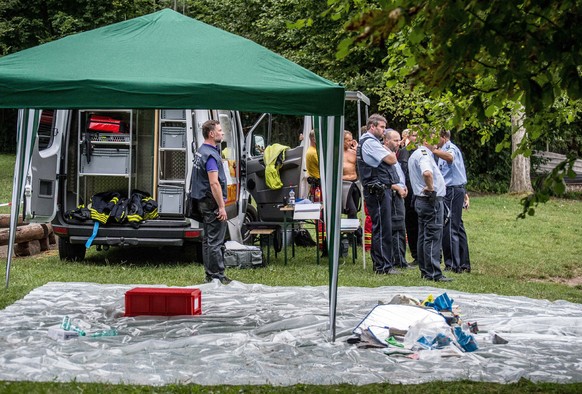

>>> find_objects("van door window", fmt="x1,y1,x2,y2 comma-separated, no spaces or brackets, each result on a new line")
217,111,236,179
37,110,56,150
216,111,239,210
244,113,270,157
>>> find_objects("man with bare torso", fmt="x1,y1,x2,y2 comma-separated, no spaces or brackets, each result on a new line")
342,130,362,240
343,131,358,181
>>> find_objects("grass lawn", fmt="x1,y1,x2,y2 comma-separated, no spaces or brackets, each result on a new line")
1,153,581,393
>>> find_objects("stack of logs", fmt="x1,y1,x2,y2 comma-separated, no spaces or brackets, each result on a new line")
0,214,56,256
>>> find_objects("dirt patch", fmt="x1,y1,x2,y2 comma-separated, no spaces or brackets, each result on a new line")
530,276,582,287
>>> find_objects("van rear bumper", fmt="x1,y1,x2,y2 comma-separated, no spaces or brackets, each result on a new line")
52,219,203,246
68,236,184,246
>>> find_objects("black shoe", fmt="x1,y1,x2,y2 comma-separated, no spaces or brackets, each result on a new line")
423,275,453,282
399,263,415,270
444,267,454,272
385,268,401,275
219,276,232,285
204,275,213,283
460,267,471,273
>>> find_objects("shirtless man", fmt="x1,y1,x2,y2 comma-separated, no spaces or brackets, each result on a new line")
342,131,362,241
343,130,358,181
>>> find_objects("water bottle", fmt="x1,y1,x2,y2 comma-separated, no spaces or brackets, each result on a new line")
90,329,118,337
288,186,295,206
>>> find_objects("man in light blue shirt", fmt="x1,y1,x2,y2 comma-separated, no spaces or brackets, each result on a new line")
433,130,471,273
408,135,452,282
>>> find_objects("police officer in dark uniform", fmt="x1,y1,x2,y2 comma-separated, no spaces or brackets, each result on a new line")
384,129,412,269
408,136,452,282
434,130,471,273
397,129,419,265
356,114,400,275
189,119,231,284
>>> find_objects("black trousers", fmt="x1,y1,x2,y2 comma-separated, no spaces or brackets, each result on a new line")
363,188,394,272
415,196,444,280
391,192,407,267
344,183,360,219
199,198,227,279
404,193,418,260
443,186,471,271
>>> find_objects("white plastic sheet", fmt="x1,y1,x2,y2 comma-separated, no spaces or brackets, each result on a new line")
0,281,581,386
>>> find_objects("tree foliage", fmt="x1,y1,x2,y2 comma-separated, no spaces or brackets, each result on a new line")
329,0,582,213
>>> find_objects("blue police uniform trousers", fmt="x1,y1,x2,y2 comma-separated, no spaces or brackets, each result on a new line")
404,193,418,261
415,196,445,280
443,185,471,272
363,188,394,273
199,198,227,280
391,191,407,267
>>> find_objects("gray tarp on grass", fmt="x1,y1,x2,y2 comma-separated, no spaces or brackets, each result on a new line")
0,281,581,386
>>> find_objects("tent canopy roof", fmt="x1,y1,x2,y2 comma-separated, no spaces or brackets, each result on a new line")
0,9,344,116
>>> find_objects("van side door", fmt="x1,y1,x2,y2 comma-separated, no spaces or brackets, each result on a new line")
25,110,67,222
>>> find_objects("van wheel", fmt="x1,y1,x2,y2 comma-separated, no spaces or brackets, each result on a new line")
58,237,86,261
241,204,258,244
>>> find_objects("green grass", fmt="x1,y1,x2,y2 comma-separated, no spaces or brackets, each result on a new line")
0,154,14,214
1,153,582,393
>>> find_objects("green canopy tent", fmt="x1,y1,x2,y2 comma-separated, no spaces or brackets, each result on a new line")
0,9,346,340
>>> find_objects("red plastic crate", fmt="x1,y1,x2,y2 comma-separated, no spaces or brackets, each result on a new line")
124,287,202,317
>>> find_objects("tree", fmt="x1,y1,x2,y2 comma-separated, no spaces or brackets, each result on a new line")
510,109,533,194
328,0,582,214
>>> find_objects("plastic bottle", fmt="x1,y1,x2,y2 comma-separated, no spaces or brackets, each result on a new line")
288,186,295,206
314,186,321,202
61,316,71,331
90,329,118,337
71,325,86,336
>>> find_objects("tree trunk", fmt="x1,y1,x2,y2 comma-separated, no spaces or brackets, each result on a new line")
509,111,533,194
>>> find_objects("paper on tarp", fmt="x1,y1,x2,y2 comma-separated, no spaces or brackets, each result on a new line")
293,203,321,220
353,304,448,346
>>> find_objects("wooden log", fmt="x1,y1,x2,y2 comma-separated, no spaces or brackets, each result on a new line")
0,223,49,246
0,214,25,228
39,236,50,251
15,240,41,257
14,241,29,256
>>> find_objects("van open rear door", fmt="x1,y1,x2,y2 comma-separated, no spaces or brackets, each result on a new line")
25,109,67,222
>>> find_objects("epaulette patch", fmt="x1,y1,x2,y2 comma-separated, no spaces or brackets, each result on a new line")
422,150,428,155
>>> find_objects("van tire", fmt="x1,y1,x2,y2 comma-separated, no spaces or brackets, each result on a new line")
241,204,258,245
58,237,86,261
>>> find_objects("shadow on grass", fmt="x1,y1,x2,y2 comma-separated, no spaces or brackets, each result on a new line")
79,244,202,267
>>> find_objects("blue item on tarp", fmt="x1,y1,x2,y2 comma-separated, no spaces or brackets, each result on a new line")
416,332,452,349
425,292,454,311
454,326,478,352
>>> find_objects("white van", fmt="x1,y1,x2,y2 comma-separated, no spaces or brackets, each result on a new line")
24,93,369,261
25,108,248,261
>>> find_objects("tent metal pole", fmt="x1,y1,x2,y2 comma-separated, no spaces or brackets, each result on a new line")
356,101,367,270
5,110,27,288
